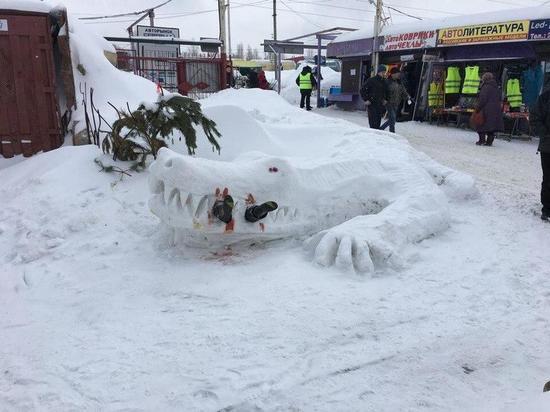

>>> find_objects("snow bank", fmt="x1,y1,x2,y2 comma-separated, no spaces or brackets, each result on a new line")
68,18,158,133
0,0,53,13
2,84,548,411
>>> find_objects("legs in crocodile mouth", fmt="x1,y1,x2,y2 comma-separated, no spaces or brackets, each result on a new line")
212,195,234,224
245,201,278,223
211,193,278,224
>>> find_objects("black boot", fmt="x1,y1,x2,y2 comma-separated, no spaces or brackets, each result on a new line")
212,195,234,224
245,201,278,223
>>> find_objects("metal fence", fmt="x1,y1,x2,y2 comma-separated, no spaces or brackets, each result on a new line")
116,49,226,99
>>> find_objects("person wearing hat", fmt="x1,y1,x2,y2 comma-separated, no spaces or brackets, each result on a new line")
360,64,389,129
295,65,318,110
381,67,411,133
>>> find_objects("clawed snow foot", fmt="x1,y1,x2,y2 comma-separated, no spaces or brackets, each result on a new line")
304,227,396,274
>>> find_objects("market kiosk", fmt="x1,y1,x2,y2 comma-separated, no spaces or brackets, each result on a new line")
328,7,550,137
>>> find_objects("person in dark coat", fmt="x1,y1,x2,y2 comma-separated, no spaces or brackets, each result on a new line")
529,88,550,221
360,64,389,130
475,72,504,146
381,67,410,133
295,65,317,110
247,70,259,88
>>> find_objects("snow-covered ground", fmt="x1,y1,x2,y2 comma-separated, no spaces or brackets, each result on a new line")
2,90,550,411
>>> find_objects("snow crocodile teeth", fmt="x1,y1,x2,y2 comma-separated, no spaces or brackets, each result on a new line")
148,145,477,274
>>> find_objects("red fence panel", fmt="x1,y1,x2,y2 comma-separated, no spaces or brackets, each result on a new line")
116,51,226,100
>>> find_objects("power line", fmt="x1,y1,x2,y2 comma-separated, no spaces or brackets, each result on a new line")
82,0,271,24
386,5,422,20
356,0,464,16
281,0,376,13
231,1,371,22
78,0,172,20
280,0,324,28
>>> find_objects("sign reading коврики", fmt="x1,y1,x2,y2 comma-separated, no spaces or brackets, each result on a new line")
380,30,437,51
437,20,529,46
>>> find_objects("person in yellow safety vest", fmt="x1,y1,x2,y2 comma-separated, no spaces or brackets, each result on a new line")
428,82,444,108
445,66,461,94
295,65,318,110
462,65,481,94
506,78,522,109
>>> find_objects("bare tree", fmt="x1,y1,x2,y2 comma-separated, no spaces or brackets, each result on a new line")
236,42,244,59
246,45,254,60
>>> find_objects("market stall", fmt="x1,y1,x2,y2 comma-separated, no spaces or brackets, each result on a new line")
327,6,550,136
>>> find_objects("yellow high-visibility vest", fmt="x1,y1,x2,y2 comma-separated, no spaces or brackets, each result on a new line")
445,66,461,94
462,66,480,94
506,79,522,108
428,82,444,108
299,73,313,90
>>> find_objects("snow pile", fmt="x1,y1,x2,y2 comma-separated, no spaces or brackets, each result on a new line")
1,85,550,410
0,0,53,13
265,64,341,106
67,18,158,133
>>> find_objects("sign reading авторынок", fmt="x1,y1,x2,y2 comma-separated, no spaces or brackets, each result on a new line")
437,20,529,46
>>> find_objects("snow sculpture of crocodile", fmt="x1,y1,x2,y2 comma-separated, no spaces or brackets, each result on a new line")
148,131,477,273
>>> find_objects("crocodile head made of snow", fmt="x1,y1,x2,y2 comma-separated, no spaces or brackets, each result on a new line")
149,89,478,273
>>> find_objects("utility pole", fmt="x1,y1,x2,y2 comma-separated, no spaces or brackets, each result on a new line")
273,0,279,91
148,9,155,26
218,0,227,55
226,0,232,57
371,0,383,75
273,0,277,41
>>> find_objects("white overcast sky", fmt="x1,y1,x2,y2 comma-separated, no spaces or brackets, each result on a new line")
64,0,543,51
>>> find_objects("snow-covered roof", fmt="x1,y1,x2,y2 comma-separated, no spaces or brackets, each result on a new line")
333,6,550,43
0,0,54,13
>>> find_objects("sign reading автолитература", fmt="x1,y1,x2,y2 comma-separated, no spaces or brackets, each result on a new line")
528,19,550,41
437,20,529,46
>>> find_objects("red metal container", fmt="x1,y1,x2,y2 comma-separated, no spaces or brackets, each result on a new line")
0,10,61,158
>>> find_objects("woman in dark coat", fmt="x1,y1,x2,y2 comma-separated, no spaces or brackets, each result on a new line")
475,72,504,146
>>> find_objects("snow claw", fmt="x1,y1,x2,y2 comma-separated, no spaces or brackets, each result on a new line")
305,230,374,274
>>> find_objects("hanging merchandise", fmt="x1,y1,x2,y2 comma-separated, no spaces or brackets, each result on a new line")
462,65,480,95
506,78,522,108
445,66,461,94
428,82,444,108
521,64,543,109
